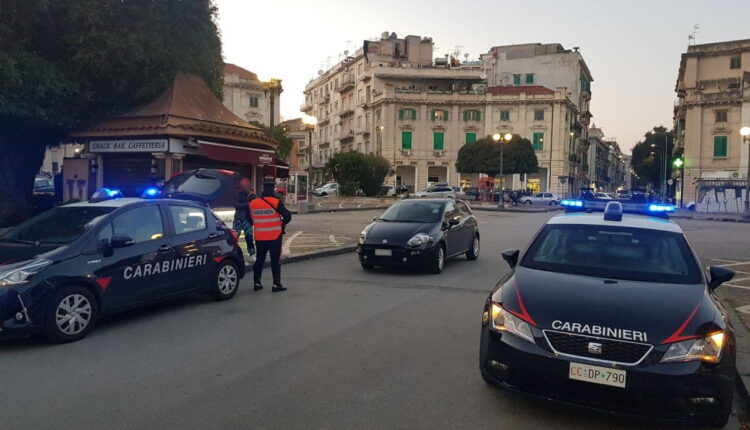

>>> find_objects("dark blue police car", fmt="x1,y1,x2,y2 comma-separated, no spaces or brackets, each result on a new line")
479,200,737,426
0,169,244,343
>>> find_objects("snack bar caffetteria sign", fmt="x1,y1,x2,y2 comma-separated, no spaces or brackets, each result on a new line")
89,139,169,153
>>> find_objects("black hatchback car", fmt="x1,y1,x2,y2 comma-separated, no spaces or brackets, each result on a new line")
357,198,479,274
479,201,736,426
0,169,245,343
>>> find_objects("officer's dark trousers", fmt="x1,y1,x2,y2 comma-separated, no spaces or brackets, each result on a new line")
253,238,282,284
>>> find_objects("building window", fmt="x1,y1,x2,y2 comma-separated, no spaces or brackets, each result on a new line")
513,74,521,85
713,136,728,158
375,110,381,121
249,97,259,108
532,132,544,151
430,110,449,121
715,110,728,123
525,74,534,84
433,132,445,151
401,131,412,150
534,110,544,121
463,110,481,121
730,56,741,69
500,110,510,121
465,132,477,144
398,108,417,120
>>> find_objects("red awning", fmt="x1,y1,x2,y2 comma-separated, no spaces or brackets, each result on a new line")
199,141,276,165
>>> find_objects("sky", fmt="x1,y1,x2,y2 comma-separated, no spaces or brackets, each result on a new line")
215,0,749,152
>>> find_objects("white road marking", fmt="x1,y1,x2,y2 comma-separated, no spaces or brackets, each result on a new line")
338,202,344,208
282,231,303,256
735,304,750,314
317,201,324,208
716,261,750,268
724,283,750,290
329,234,340,245
713,259,741,263
730,276,750,283
357,203,363,208
289,244,345,248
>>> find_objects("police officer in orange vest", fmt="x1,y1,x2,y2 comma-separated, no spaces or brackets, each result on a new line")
249,180,292,292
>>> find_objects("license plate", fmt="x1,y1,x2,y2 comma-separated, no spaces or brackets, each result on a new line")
569,362,626,388
374,249,391,257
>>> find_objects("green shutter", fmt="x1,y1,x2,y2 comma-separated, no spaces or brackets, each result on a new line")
465,132,477,143
476,110,481,121
401,131,412,150
513,75,521,85
532,132,544,151
444,110,449,121
463,110,470,121
713,136,728,157
526,74,534,84
431,110,436,121
399,109,404,120
411,109,417,120
433,132,444,150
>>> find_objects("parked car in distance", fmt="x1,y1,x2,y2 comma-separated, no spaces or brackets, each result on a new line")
380,185,397,197
520,192,559,205
452,187,466,199
314,183,339,197
463,187,481,201
34,177,55,195
594,192,614,200
414,184,456,198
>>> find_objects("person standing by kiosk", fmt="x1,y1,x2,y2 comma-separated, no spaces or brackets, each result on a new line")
234,178,256,257
249,180,292,292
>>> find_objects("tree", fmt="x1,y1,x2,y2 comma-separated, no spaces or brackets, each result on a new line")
630,126,675,191
251,122,293,161
325,152,394,196
456,136,538,177
0,0,224,226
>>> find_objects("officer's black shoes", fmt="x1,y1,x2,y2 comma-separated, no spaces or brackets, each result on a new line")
272,284,287,292
253,282,263,291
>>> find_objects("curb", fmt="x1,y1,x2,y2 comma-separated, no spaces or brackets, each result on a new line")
671,215,750,223
290,206,388,214
245,244,357,271
471,206,564,214
720,294,750,406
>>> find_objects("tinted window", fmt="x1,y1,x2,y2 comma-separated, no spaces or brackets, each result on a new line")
443,200,459,221
544,193,553,198
456,200,471,217
169,205,207,235
520,224,701,284
100,205,164,244
165,173,222,196
379,201,444,223
535,193,543,198
2,206,113,244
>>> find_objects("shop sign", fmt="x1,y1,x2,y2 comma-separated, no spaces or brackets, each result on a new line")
89,139,168,153
259,153,273,165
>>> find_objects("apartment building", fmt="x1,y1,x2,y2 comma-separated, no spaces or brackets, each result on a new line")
302,34,591,193
223,63,283,127
586,125,628,193
674,39,750,210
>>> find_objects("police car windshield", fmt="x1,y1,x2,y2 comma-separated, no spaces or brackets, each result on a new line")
520,224,702,284
379,201,444,223
1,206,114,245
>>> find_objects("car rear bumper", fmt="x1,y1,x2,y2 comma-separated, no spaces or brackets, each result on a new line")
479,326,735,422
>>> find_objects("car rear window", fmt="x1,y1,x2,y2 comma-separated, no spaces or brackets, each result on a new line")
520,224,701,284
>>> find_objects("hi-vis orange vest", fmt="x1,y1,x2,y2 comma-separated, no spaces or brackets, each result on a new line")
249,197,283,241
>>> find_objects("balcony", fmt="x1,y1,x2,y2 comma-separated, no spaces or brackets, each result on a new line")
581,90,591,101
338,108,354,118
339,130,354,142
300,101,313,112
337,77,355,93
318,94,330,105
395,88,421,94
318,117,330,126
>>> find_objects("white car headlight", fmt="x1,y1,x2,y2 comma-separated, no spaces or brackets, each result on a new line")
359,228,368,244
488,302,534,343
406,233,432,246
660,331,725,364
0,259,52,288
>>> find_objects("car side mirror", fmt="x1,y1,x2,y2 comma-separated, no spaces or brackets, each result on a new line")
448,218,460,227
110,235,135,249
501,249,520,269
708,266,734,290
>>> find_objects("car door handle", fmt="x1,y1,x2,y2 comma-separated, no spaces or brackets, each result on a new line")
158,244,171,252
208,233,219,239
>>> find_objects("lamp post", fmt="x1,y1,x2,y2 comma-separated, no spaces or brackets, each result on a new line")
261,78,283,128
673,157,684,208
302,115,317,209
649,130,670,201
492,133,513,204
741,126,750,217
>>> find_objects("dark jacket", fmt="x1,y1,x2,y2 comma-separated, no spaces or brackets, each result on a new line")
233,189,255,221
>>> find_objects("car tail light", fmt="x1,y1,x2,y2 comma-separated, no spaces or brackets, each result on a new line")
229,229,240,244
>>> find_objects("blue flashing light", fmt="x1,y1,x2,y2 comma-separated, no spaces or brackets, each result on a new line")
90,187,123,202
108,189,119,197
561,199,584,208
648,204,676,213
142,187,160,198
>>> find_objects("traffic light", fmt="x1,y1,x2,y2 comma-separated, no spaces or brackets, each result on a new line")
673,158,684,168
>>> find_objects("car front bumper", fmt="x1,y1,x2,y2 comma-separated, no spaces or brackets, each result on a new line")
357,243,437,267
479,325,735,422
0,288,42,338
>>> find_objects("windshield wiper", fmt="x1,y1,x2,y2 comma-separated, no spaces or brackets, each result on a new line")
0,238,40,246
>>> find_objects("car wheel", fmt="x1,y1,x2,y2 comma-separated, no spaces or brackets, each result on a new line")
360,262,375,270
524,200,532,205
549,200,557,206
209,260,240,301
466,235,480,260
430,244,445,274
705,390,733,428
43,285,98,343
320,192,327,197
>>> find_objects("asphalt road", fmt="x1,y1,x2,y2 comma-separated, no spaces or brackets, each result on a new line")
1,211,747,430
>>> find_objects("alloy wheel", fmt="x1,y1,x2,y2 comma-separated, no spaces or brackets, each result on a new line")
55,294,93,336
217,264,238,294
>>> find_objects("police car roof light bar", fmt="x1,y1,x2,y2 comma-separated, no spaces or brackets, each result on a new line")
603,201,623,222
560,199,585,212
141,187,160,199
90,187,124,203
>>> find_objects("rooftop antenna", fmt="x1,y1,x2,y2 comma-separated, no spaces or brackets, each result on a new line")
452,45,463,59
325,56,332,69
688,24,699,46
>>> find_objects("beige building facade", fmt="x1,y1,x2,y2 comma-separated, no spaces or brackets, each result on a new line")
674,39,750,210
302,33,590,194
223,63,283,127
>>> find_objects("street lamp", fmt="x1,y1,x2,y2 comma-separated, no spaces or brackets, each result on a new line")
492,133,513,193
741,126,750,217
649,130,670,201
673,157,684,208
302,114,317,208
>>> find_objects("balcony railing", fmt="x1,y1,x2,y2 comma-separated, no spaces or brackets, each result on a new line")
317,94,330,105
300,101,313,112
337,77,355,93
338,108,354,118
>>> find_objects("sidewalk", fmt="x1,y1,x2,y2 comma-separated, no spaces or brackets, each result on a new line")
672,210,750,223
